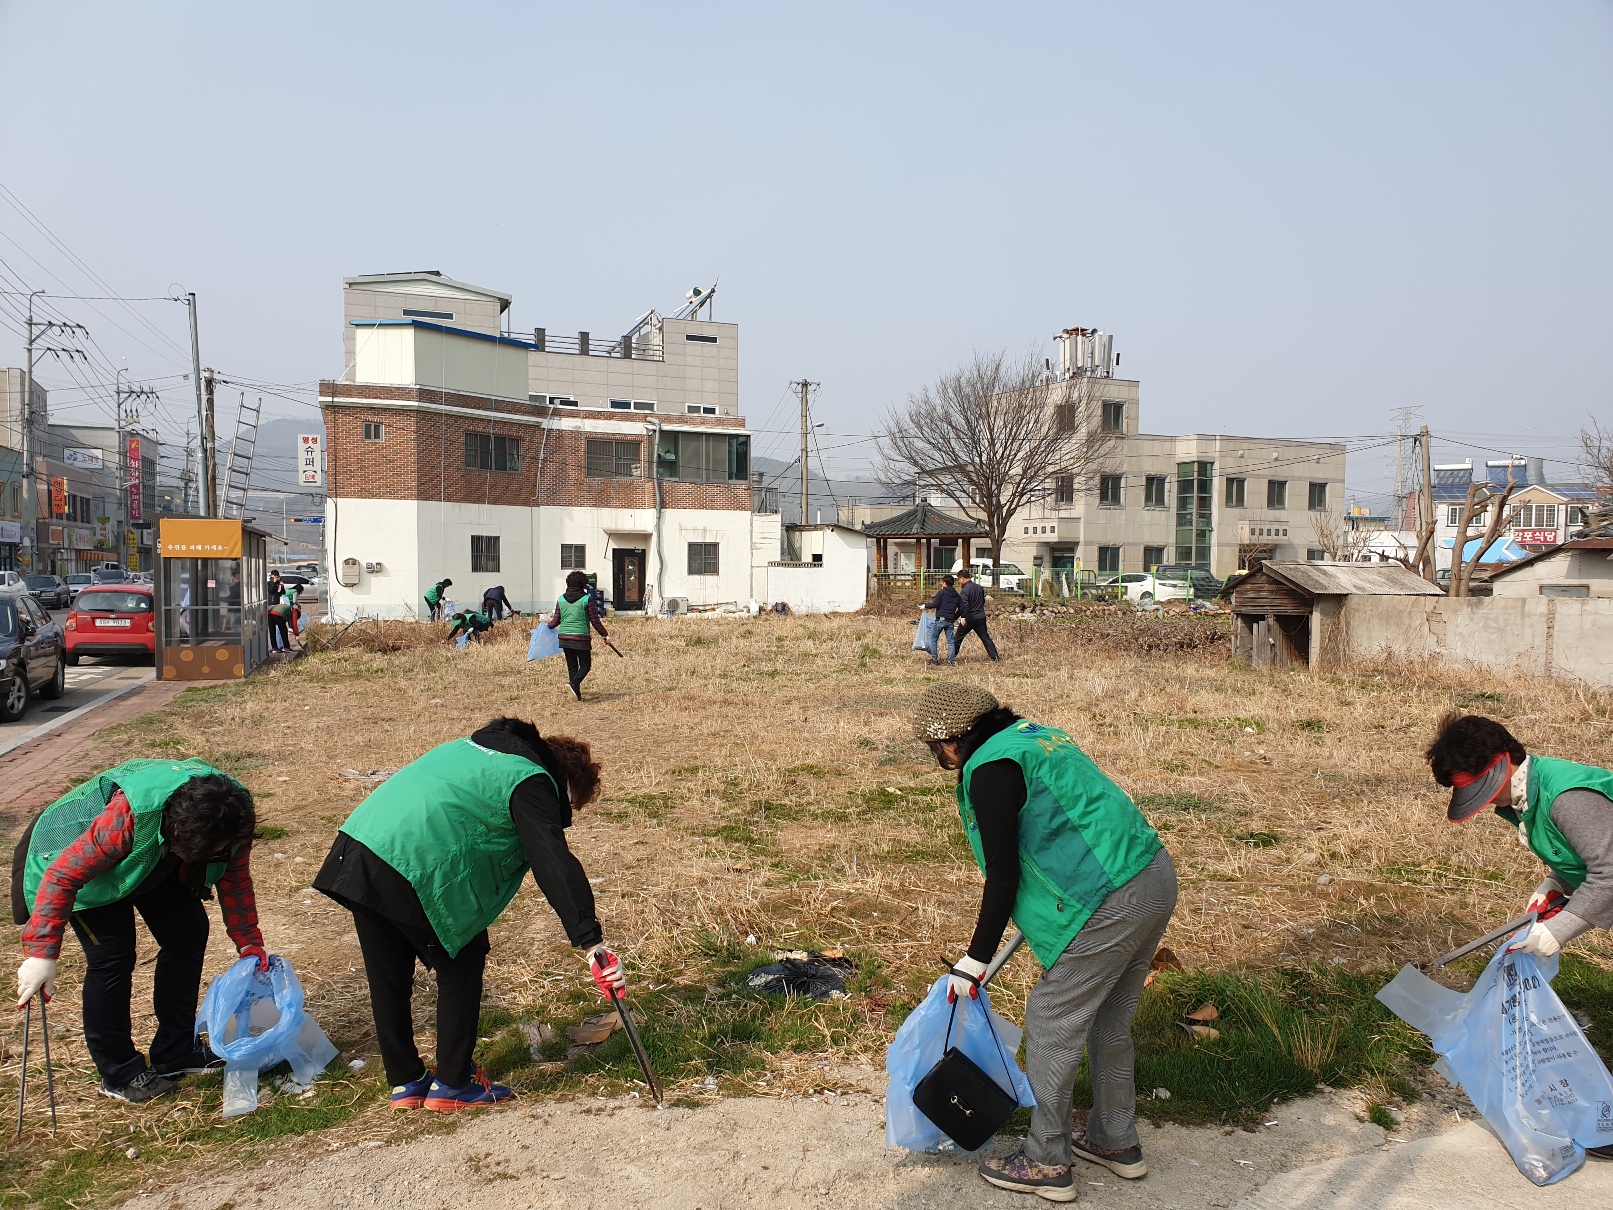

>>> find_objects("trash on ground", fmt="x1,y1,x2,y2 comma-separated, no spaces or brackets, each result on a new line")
520,1020,556,1059
565,1011,623,1046
1143,946,1183,987
746,952,856,999
1152,1087,1171,1100
1183,1003,1219,1022
338,768,398,785
1178,1022,1221,1042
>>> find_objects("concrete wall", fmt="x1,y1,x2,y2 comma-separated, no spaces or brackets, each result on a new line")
767,527,869,613
526,318,739,416
353,326,530,402
1490,549,1613,599
1328,594,1613,687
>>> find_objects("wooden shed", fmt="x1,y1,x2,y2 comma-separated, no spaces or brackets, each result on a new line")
1220,561,1443,669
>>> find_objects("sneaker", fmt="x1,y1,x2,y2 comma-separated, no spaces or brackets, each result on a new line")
99,1068,176,1104
1071,1132,1147,1179
422,1068,513,1113
977,1147,1076,1202
390,1071,434,1110
152,1046,225,1078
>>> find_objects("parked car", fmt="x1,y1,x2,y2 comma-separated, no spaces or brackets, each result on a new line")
0,571,24,592
0,589,67,721
1100,572,1191,604
1151,564,1223,601
24,574,72,610
949,559,1029,592
90,566,132,584
64,584,156,665
65,572,95,601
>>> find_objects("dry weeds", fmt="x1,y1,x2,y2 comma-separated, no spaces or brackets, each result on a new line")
3,612,1610,1200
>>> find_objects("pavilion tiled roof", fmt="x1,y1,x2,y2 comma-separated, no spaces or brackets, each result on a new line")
860,501,986,538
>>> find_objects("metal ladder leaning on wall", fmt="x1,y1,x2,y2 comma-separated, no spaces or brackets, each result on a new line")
220,393,262,519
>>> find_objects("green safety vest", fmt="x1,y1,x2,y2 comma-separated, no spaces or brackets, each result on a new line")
338,738,557,957
269,602,294,619
424,583,445,606
23,759,241,913
958,722,1162,967
1520,756,1613,889
557,593,591,637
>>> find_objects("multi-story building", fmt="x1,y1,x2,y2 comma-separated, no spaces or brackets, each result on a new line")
1002,329,1347,579
1431,458,1598,571
321,273,776,617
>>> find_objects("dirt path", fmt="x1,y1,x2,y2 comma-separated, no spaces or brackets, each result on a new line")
139,1073,1613,1210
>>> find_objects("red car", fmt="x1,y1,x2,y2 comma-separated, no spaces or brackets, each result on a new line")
65,584,156,664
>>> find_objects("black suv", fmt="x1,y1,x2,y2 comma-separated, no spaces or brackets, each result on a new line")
0,590,67,722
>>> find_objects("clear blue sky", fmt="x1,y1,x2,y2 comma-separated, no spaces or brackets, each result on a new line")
2,1,1609,504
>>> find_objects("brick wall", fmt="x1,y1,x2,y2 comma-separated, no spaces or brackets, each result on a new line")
320,382,752,511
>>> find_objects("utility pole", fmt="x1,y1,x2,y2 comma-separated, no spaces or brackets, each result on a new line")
19,296,89,573
184,294,213,516
203,369,217,517
791,378,819,527
1418,424,1436,584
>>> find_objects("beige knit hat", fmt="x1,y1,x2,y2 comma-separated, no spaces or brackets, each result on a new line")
911,681,1000,741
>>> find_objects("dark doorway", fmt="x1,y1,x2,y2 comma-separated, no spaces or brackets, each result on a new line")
612,548,646,611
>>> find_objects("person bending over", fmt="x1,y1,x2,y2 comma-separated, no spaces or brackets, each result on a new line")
314,717,625,1111
480,585,518,621
447,609,493,644
424,578,453,622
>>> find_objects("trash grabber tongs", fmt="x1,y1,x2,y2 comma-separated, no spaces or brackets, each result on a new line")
15,994,58,1138
979,930,1025,991
592,955,661,1105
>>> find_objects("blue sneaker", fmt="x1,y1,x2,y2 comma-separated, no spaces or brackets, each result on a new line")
423,1068,513,1113
390,1071,434,1110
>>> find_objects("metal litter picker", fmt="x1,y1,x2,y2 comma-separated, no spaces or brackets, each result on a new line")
593,952,662,1105
14,993,57,1137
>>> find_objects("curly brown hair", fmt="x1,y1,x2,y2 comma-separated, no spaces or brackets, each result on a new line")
1424,711,1526,787
545,735,601,808
163,774,255,862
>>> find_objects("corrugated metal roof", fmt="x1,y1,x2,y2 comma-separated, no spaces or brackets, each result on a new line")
1260,561,1445,597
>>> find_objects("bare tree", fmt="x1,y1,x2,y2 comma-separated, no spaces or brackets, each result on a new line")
1579,419,1613,495
877,351,1118,567
1448,466,1519,598
1310,507,1373,562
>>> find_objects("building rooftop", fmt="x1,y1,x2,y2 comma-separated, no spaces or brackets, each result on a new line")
344,271,511,312
1224,561,1444,598
861,502,987,538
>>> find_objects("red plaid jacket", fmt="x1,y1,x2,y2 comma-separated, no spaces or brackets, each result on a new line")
20,791,264,959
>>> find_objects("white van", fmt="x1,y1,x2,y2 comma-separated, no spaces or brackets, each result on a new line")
950,559,1028,593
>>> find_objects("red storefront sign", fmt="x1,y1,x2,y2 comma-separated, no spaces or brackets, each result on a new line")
1514,528,1558,545
50,476,67,517
127,436,143,521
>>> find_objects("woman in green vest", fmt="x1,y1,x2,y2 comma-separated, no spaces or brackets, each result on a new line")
547,570,610,700
313,716,626,1112
423,577,452,622
1427,712,1613,964
12,761,266,1104
911,682,1176,1203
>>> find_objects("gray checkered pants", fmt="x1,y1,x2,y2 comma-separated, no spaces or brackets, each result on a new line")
1023,847,1178,1168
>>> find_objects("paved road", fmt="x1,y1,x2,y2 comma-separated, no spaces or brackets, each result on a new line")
0,658,153,745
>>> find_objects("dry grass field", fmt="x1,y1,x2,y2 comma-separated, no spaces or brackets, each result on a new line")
4,608,1612,1205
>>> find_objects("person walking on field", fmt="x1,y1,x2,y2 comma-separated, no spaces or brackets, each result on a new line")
952,567,1000,661
1426,713,1613,983
911,682,1175,1201
12,760,268,1104
924,573,963,666
424,577,453,622
548,570,610,701
313,717,625,1112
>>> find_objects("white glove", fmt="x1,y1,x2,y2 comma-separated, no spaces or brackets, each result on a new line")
1525,875,1568,915
16,957,57,1008
948,954,988,1003
1507,921,1561,958
584,945,626,995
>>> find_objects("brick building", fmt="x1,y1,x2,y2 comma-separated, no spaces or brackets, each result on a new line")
320,273,778,617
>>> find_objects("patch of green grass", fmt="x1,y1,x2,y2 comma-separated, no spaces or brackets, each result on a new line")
175,685,234,706
1295,718,1327,733
1146,715,1265,733
610,792,678,821
1379,859,1509,888
857,643,882,660
211,749,267,776
684,636,717,648
1233,831,1282,849
1454,691,1506,708
255,825,290,841
703,821,771,853
1366,1103,1398,1130
784,763,832,777
1136,792,1222,817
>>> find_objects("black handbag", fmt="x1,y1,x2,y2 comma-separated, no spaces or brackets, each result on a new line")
911,991,1020,1151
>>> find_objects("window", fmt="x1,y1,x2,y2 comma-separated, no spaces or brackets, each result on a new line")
1144,475,1167,508
1267,480,1288,509
1225,477,1246,508
8,482,17,515
533,394,578,408
1053,402,1077,434
560,544,587,570
1447,505,1461,527
402,307,453,321
1176,460,1215,565
471,535,500,573
1307,548,1327,561
656,432,749,482
685,333,719,344
686,404,718,415
585,439,641,478
464,432,521,472
687,541,720,575
1102,401,1126,433
1514,503,1559,529
1098,545,1122,573
363,421,385,441
1099,475,1124,506
1308,482,1328,510
974,546,991,559
1054,474,1075,505
1143,545,1165,571
609,399,632,411
1568,506,1589,527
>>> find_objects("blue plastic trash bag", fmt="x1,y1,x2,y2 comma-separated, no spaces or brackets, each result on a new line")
527,624,561,661
912,609,940,653
197,956,339,1118
455,633,471,651
886,975,1036,1152
1377,934,1613,1185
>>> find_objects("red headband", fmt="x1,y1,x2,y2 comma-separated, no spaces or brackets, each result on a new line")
1450,751,1508,789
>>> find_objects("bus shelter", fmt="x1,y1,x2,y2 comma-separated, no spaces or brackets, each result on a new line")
155,518,271,680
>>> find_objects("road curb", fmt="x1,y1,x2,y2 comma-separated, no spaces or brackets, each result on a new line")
0,677,151,760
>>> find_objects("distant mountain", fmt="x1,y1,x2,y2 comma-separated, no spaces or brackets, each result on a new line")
752,455,897,526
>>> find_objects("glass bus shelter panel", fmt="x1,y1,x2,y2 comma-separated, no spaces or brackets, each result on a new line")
160,557,249,680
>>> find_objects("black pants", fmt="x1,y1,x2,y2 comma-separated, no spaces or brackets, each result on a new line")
268,613,290,650
70,870,210,1086
482,596,510,620
955,617,1000,660
563,645,592,695
426,599,443,622
351,907,488,1088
